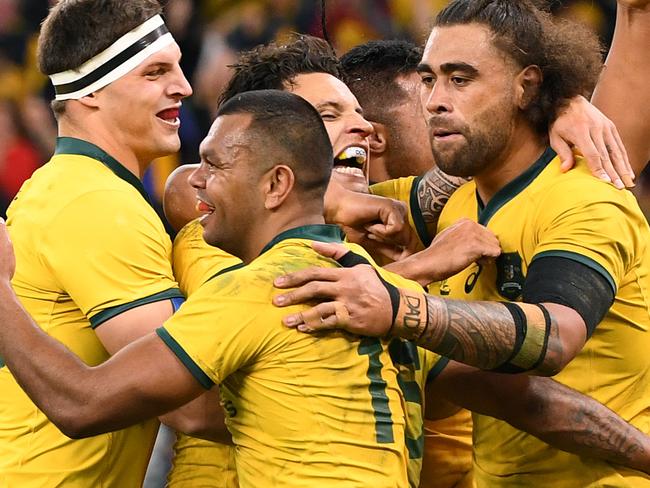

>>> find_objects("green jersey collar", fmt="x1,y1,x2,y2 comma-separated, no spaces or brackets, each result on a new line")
55,137,151,203
477,147,556,225
259,224,344,256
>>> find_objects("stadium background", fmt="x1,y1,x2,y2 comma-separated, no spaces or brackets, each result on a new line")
1,1,648,486
1,0,649,223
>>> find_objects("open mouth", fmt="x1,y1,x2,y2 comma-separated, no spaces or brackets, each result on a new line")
196,198,215,223
333,146,367,177
156,107,181,126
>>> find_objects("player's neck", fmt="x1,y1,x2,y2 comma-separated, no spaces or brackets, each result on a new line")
239,211,326,264
58,120,148,179
473,125,547,206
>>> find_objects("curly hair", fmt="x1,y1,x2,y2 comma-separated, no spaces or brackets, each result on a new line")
219,34,341,107
435,0,604,134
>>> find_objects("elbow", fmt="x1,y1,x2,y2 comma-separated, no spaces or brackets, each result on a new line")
51,411,103,439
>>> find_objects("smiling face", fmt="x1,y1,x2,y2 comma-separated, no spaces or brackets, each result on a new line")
417,23,520,178
287,72,373,193
93,42,193,164
189,113,264,256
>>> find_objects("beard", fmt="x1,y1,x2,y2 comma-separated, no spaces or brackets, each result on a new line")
429,120,512,178
427,92,517,178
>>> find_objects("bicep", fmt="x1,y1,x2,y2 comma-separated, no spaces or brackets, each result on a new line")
95,299,175,354
79,332,205,436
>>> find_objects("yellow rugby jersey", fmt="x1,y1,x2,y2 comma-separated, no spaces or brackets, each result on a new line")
167,435,238,488
420,412,474,488
169,219,241,488
172,218,242,297
370,175,431,250
389,339,448,487
371,176,474,488
159,225,412,488
1,137,182,487
432,148,650,487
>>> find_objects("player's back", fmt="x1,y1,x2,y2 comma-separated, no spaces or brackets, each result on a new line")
160,226,410,487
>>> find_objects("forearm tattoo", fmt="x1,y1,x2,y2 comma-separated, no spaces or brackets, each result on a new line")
422,296,517,369
417,167,468,231
565,397,645,467
526,379,650,471
391,290,564,372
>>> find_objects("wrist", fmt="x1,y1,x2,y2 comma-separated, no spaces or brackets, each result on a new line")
388,288,428,341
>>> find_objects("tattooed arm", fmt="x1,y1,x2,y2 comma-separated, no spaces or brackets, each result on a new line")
416,166,468,240
429,361,650,473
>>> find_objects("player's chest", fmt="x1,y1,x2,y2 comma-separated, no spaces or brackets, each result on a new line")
435,202,538,302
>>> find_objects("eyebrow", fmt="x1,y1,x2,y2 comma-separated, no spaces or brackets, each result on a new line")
314,101,345,111
441,62,479,77
416,62,479,77
315,100,364,116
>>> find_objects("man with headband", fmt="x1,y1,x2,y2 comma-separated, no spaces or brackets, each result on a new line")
0,1,192,486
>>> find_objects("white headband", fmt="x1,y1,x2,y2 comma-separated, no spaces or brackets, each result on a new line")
50,15,175,101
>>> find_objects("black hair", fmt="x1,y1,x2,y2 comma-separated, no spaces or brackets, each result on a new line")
217,89,333,199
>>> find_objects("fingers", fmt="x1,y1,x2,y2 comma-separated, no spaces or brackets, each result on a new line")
273,279,341,308
552,134,576,172
282,301,351,333
274,266,344,290
590,127,624,189
608,124,635,187
310,241,349,260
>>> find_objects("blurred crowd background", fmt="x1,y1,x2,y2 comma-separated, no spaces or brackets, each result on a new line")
2,0,648,221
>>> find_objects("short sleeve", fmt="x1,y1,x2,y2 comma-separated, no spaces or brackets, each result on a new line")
44,190,181,326
157,273,275,386
371,176,430,247
172,219,242,297
532,183,643,293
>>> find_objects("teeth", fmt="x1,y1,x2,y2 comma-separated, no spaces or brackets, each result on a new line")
334,166,365,176
336,146,367,164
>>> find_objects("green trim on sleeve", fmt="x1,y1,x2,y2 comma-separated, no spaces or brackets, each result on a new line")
409,175,433,247
156,327,214,389
531,250,616,294
0,356,4,369
90,288,184,329
426,356,450,384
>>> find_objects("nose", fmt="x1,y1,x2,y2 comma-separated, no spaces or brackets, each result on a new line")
188,163,206,190
423,83,452,115
348,112,374,138
170,65,193,100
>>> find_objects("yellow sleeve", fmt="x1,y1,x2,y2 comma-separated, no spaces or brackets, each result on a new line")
371,176,432,248
44,190,181,327
172,219,242,297
157,273,276,387
532,180,645,292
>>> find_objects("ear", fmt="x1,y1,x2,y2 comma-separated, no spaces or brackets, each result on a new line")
515,65,542,110
367,121,391,183
262,165,295,211
369,121,387,156
76,92,101,109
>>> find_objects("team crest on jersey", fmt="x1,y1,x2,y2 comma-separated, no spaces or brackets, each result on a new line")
496,252,525,300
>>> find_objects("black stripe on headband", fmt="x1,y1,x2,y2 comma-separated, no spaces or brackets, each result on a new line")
54,24,169,96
